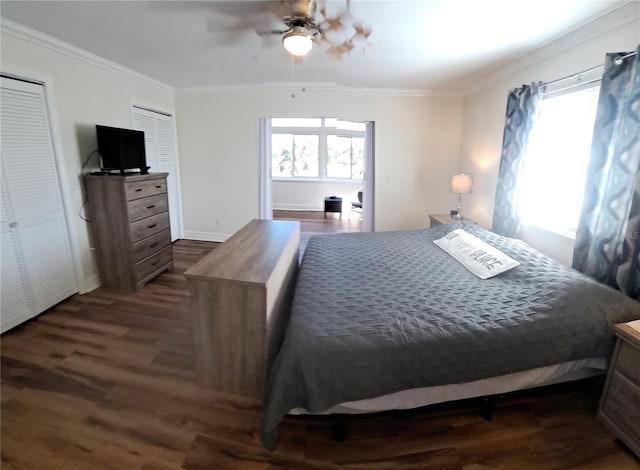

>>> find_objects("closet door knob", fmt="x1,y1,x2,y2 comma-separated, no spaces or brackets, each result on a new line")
9,222,18,228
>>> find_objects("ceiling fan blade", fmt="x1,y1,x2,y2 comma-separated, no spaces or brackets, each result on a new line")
260,34,283,48
319,0,354,29
342,39,355,54
320,17,344,33
351,21,373,42
253,11,288,33
326,44,346,60
312,34,326,46
256,28,289,37
206,18,247,34
205,3,285,36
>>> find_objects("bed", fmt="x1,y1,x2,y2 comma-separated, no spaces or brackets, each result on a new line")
261,222,640,450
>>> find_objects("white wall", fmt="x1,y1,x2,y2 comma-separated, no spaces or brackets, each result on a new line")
177,88,463,240
459,6,640,265
1,23,175,291
272,181,362,212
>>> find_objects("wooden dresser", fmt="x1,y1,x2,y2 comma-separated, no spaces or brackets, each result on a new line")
85,173,173,291
597,321,640,458
184,219,300,398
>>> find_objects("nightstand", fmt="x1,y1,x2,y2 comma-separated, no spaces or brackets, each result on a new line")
597,321,640,458
429,213,472,228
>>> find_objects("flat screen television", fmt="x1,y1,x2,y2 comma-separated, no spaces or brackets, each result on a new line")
96,125,149,174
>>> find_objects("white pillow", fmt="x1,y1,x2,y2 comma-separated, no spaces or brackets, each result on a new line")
434,229,520,279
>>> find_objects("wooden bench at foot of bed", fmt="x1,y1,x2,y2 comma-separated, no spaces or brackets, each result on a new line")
184,219,300,398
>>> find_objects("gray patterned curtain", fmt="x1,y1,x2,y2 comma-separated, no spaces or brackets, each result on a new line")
572,47,640,299
492,82,542,237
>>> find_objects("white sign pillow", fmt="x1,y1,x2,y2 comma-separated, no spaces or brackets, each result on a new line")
434,229,520,279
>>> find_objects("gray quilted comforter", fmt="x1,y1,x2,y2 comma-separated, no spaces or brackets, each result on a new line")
261,222,640,449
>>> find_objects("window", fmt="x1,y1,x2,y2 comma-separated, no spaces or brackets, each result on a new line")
327,136,364,179
271,118,365,181
272,134,319,178
518,83,600,237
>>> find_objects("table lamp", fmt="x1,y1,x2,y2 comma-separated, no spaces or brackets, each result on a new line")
451,174,473,220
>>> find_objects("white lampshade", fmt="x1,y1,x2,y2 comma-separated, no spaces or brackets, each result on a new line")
283,28,313,56
451,174,473,194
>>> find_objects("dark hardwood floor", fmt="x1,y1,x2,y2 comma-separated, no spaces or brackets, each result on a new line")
2,238,639,469
273,210,362,253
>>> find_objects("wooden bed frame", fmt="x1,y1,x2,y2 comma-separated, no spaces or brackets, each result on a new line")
184,219,300,398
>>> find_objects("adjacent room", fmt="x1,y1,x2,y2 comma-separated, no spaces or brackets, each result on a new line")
1,0,639,468
270,117,367,251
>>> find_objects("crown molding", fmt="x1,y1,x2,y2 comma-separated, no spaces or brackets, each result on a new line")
180,82,462,97
0,18,175,93
1,17,462,97
464,1,640,96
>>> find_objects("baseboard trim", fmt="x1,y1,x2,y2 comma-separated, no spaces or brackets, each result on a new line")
80,273,100,294
182,230,231,243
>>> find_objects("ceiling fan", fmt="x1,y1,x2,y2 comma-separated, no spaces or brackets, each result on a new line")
272,0,373,58
207,0,372,59
276,0,323,56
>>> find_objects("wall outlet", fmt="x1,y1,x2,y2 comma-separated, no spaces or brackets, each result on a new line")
384,175,391,183
215,218,222,227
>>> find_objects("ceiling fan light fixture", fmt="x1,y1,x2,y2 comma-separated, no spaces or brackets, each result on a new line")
283,27,313,56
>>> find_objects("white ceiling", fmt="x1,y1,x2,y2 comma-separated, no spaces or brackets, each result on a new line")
0,0,630,91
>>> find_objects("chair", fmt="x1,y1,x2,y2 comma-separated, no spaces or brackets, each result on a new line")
350,188,363,216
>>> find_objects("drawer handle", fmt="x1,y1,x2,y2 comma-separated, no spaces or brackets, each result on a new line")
149,242,158,248
135,188,143,192
151,261,159,266
155,185,162,188
146,205,156,209
148,223,157,229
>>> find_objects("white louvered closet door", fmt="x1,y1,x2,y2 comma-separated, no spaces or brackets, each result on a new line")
132,106,181,241
0,77,76,333
0,173,32,331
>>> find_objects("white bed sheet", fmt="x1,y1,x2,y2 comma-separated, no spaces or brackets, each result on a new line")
289,357,607,415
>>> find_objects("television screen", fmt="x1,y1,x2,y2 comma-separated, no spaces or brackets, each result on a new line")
96,125,148,174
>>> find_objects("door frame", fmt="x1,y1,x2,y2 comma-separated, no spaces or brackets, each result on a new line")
257,118,375,232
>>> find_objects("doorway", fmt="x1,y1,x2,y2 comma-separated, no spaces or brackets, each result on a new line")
258,118,375,246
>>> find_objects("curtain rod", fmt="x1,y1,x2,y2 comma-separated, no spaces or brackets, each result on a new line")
614,50,637,64
544,64,603,87
544,50,637,87
543,77,601,97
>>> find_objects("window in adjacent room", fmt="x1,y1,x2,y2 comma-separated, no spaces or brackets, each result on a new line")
271,134,320,178
518,81,600,237
327,135,364,179
271,117,365,181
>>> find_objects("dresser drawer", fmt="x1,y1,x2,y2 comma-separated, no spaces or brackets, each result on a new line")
125,178,167,201
128,193,168,222
132,229,171,263
129,211,170,243
134,246,172,283
617,341,640,385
